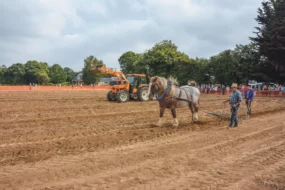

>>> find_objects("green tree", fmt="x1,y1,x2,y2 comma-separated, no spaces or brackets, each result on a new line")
170,57,196,85
250,0,285,82
82,56,104,84
63,67,76,82
139,40,191,83
231,44,261,83
190,58,211,85
206,44,260,85
4,63,26,84
208,50,236,85
49,64,67,84
131,54,146,73
118,51,141,73
0,65,7,84
35,71,50,84
25,60,49,84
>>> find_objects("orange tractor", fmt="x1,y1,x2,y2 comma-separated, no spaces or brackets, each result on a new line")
93,64,150,103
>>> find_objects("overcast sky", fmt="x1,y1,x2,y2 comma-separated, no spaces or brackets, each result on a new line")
1,0,262,71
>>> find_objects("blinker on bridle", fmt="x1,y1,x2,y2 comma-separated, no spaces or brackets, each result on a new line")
151,77,160,94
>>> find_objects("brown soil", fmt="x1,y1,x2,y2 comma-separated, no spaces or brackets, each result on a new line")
0,90,284,190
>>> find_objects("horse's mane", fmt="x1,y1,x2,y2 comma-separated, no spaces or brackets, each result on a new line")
167,76,179,86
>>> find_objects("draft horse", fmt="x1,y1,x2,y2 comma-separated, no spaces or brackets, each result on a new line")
148,76,200,127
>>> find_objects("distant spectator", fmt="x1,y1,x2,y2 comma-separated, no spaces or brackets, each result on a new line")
206,84,210,94
226,86,230,94
221,84,225,95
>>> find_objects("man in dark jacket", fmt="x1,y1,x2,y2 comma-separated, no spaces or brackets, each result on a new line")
244,85,254,117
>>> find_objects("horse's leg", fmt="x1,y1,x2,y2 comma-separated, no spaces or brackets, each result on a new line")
188,102,195,122
193,102,199,121
171,108,178,127
157,107,165,126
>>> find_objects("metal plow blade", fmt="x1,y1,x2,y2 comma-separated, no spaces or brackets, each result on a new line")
207,112,230,120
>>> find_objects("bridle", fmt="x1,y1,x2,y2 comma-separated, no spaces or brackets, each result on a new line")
151,81,160,94
150,77,163,96
150,77,172,101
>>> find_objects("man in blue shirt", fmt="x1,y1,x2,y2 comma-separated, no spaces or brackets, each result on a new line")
224,83,242,128
244,84,254,117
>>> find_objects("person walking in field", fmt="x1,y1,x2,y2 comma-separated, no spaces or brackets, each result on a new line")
244,84,254,117
221,84,225,95
224,83,242,128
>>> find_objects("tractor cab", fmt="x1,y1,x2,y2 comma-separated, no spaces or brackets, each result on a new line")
127,75,146,90
126,74,149,100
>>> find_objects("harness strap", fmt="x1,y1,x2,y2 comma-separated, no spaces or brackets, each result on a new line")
182,88,190,100
176,91,192,102
172,88,192,103
156,82,193,103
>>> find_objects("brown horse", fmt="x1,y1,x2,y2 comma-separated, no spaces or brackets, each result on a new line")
148,76,200,127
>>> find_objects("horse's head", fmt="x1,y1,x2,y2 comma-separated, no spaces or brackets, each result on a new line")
148,76,167,99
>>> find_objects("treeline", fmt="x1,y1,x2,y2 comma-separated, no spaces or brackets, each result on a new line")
0,61,77,85
0,56,108,85
118,42,261,85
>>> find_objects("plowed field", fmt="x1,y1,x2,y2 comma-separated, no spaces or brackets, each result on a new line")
0,90,284,190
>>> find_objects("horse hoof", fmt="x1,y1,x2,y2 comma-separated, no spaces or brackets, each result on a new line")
173,118,179,127
157,118,163,127
193,113,199,122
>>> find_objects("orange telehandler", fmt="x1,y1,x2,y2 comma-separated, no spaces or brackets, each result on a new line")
93,64,150,103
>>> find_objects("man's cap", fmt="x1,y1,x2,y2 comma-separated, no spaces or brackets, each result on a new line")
231,83,238,88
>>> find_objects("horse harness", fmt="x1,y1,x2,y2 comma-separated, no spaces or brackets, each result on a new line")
153,80,193,103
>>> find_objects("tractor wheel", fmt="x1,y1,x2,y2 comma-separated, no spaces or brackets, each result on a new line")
117,90,129,103
107,91,116,101
138,87,149,101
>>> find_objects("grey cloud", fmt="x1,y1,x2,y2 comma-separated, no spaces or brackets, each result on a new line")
0,0,262,71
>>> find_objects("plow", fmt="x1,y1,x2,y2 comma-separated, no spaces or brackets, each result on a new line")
206,112,230,120
201,101,231,120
